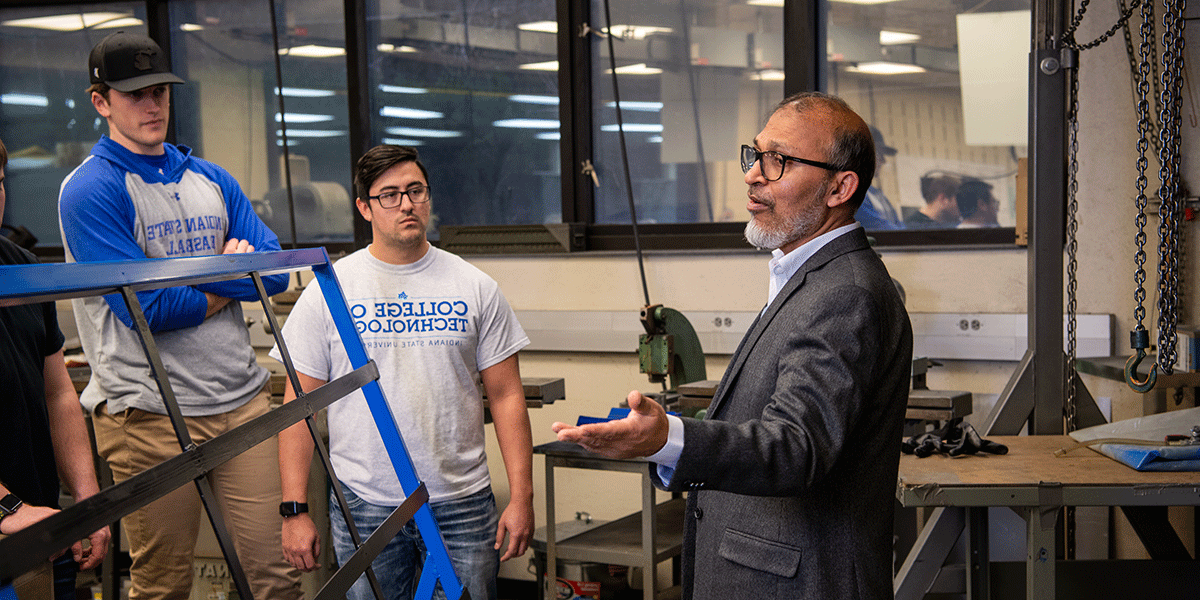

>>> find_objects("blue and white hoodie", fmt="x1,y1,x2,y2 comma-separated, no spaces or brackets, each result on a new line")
59,135,287,416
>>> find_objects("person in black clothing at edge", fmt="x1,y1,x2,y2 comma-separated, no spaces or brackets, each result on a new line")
0,136,111,600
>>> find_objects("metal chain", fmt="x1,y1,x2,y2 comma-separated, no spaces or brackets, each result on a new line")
1168,0,1187,407
1063,0,1151,424
1064,0,1143,50
1123,0,1164,156
1155,0,1186,379
1132,0,1155,347
1066,61,1081,434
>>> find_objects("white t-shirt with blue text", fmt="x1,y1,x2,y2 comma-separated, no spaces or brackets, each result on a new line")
270,246,528,505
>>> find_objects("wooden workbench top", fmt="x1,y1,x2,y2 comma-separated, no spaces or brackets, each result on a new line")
897,435,1200,508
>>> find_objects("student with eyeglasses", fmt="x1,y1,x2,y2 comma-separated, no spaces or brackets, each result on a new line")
553,92,912,600
272,145,534,600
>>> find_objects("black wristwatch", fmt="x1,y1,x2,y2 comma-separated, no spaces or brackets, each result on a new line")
0,494,24,527
279,501,308,518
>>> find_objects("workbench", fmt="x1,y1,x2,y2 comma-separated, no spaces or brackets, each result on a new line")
894,435,1200,600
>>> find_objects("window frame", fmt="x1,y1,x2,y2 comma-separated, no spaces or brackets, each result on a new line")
12,0,1021,259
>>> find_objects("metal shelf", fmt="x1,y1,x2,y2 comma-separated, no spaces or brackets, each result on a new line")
552,498,685,566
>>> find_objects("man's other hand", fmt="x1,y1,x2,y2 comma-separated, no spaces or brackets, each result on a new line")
281,514,321,572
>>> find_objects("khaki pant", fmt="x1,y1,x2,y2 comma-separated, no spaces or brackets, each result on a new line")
93,388,301,600
3,551,51,600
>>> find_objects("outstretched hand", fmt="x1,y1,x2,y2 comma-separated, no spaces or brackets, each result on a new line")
551,391,669,459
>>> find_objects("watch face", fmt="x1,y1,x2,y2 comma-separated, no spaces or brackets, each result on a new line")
0,494,22,515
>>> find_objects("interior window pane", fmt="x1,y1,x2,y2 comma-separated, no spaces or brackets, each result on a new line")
170,0,353,246
0,4,146,250
591,0,783,226
826,0,1030,232
367,0,562,235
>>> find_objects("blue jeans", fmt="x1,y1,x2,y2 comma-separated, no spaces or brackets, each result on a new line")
330,484,499,600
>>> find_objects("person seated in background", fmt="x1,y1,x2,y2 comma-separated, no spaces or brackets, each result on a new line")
906,174,961,228
854,125,904,230
956,178,1001,228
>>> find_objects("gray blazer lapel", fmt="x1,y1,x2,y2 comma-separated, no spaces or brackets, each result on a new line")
706,228,871,419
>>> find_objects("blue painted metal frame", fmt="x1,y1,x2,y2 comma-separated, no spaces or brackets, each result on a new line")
308,258,466,600
0,249,465,600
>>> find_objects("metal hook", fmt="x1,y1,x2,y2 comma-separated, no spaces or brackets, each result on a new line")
1125,348,1158,392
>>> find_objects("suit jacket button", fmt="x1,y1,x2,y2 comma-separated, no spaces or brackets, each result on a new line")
693,507,704,519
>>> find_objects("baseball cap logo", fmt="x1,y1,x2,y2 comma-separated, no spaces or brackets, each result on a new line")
134,49,155,72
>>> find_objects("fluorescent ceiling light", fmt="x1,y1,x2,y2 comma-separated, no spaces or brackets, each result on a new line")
520,61,559,71
180,23,204,32
647,135,664,143
382,138,424,146
493,118,559,129
1,93,49,107
276,140,299,147
510,94,559,105
2,12,141,31
604,25,672,40
605,63,663,75
377,43,418,53
880,30,921,45
605,101,663,112
276,129,344,138
275,112,334,123
385,126,462,138
830,0,903,4
747,0,783,6
600,123,664,132
278,45,345,58
380,106,444,119
379,85,428,94
750,69,785,81
846,62,927,75
100,17,143,29
518,21,558,33
536,132,561,140
276,87,336,97
6,157,55,170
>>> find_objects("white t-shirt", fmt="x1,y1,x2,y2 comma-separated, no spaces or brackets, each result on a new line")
270,246,529,505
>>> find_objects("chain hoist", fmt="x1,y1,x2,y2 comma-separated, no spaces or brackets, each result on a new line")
1060,0,1144,428
1124,0,1188,394
1126,0,1159,393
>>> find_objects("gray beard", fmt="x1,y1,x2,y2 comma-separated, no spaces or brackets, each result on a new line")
744,204,822,251
744,218,790,250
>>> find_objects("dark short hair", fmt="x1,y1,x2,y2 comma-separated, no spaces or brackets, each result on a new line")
87,82,112,100
773,92,875,209
354,145,429,202
0,136,7,170
956,178,993,217
920,175,959,204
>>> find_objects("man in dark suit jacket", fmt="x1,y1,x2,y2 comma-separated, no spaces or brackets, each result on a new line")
553,92,912,600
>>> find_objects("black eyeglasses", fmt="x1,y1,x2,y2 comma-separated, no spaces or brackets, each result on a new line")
368,184,431,208
740,145,840,181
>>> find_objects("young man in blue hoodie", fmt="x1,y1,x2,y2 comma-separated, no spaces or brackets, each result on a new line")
58,32,300,600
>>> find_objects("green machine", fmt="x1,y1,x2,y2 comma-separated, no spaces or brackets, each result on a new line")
637,304,707,392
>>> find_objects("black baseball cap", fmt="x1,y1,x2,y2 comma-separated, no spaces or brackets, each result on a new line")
869,125,897,156
89,31,184,93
